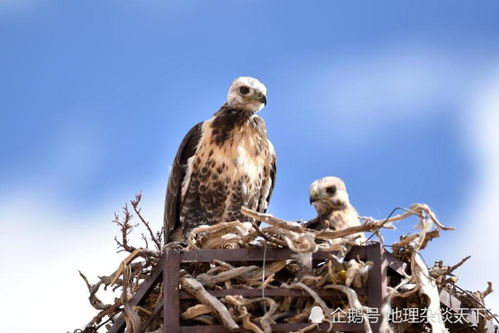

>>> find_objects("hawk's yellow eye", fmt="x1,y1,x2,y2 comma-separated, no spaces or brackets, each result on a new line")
239,86,250,95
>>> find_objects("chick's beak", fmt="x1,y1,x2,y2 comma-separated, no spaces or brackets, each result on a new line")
309,193,320,204
259,95,267,105
309,186,320,204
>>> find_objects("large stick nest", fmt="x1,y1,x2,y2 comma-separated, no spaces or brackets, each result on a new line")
71,194,496,333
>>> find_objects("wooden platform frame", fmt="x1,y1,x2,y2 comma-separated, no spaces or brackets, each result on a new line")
108,242,411,333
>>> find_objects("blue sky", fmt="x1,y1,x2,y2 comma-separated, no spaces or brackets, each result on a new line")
1,1,499,332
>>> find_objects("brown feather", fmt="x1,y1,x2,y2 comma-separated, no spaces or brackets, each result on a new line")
164,105,276,243
163,122,203,242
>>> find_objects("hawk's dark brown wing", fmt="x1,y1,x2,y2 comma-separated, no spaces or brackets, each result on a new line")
264,152,277,212
163,122,203,243
257,145,277,214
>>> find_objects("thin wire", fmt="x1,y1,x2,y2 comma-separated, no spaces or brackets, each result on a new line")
452,284,499,326
261,240,268,312
361,207,415,244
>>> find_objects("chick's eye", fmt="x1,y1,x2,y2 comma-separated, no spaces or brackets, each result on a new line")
239,86,250,95
325,186,336,195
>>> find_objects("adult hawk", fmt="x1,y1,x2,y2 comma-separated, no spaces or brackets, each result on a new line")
164,77,276,243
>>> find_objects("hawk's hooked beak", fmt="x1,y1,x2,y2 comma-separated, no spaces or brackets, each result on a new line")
309,186,320,204
259,95,267,105
309,195,319,204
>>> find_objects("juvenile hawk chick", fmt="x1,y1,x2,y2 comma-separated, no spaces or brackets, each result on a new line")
306,176,365,243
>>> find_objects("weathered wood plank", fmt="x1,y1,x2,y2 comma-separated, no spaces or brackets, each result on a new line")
383,250,408,276
366,243,387,333
164,250,181,332
107,255,164,333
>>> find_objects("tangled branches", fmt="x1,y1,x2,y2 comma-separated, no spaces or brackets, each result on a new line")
73,197,496,333
75,194,163,333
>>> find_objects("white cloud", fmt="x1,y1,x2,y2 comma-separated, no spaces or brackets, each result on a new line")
304,47,478,144
0,187,164,333
328,50,455,112
449,71,499,311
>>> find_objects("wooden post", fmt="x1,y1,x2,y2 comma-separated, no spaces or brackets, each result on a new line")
164,249,181,333
366,243,388,333
107,255,165,333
